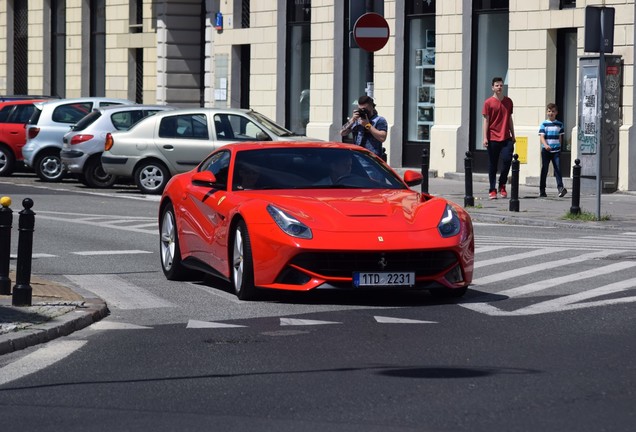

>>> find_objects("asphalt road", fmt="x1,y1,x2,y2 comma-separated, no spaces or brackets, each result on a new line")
0,174,635,431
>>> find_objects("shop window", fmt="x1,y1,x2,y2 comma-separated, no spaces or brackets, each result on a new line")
286,0,311,135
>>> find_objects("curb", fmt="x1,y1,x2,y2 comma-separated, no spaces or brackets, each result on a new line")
0,299,109,355
468,211,626,231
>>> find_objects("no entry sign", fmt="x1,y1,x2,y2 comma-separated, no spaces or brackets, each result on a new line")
353,13,390,52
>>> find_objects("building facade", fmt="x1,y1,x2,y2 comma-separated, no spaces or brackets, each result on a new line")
1,0,634,191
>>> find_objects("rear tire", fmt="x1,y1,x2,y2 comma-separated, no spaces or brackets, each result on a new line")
35,150,65,182
84,156,117,188
135,160,170,194
160,203,189,280
232,221,258,300
0,145,16,176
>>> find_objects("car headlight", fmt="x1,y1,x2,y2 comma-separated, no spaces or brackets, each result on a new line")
438,204,461,237
267,204,312,239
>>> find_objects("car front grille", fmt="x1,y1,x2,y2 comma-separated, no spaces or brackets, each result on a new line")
289,250,458,278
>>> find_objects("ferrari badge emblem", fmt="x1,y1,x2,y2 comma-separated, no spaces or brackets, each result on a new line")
378,236,384,242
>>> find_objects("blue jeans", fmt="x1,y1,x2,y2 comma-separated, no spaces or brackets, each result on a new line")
540,149,563,191
487,139,514,192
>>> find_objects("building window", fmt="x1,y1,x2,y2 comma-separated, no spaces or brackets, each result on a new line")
403,2,435,166
13,0,29,95
90,0,106,96
51,0,66,97
470,1,509,159
242,0,250,29
560,0,576,9
129,0,143,33
286,0,311,135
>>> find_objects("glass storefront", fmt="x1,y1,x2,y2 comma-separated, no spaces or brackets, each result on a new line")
286,1,311,135
403,1,435,166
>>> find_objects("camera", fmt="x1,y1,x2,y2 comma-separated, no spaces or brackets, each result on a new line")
355,108,370,120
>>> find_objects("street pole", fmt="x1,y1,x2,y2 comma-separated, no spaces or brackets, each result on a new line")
365,0,374,98
595,9,605,220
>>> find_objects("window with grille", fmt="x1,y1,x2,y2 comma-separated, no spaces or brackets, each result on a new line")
13,0,29,94
242,0,250,28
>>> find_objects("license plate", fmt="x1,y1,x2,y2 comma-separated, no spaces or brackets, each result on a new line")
353,272,415,287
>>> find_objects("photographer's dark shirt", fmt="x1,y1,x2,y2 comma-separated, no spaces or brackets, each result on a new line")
351,113,388,156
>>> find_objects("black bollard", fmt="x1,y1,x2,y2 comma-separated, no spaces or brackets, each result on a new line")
570,159,581,215
509,154,520,212
464,151,474,207
421,147,429,194
12,198,35,307
0,197,13,295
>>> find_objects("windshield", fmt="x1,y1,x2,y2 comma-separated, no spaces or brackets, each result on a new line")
231,147,405,191
247,111,296,137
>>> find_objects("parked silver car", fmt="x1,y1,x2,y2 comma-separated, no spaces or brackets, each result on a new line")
101,107,321,194
61,104,174,188
23,97,134,181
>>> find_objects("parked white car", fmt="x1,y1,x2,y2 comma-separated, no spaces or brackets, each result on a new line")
101,107,321,194
23,97,134,181
61,104,174,188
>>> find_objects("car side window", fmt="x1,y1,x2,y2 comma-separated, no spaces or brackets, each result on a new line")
219,114,268,141
0,106,13,123
200,150,230,187
11,104,36,123
111,112,135,130
159,114,209,139
52,103,93,123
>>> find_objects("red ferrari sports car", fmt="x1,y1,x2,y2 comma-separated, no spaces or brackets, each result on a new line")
159,142,474,300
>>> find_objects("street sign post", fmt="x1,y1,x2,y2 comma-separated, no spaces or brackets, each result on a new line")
353,12,390,98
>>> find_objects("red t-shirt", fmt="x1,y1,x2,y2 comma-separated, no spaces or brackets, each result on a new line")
482,96,513,142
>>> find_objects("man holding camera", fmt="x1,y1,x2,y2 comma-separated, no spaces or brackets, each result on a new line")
340,95,388,157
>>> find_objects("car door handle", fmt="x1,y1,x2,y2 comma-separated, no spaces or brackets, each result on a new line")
163,145,174,150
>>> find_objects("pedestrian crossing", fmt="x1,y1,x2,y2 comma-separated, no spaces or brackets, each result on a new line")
465,232,636,316
35,211,157,235
58,232,636,319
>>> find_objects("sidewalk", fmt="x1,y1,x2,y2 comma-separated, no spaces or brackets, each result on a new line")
0,271,108,355
2,175,636,356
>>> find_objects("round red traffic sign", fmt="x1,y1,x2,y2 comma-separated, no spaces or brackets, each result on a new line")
353,13,390,52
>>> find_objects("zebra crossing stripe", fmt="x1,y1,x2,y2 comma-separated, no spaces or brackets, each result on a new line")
475,247,568,269
473,249,626,286
499,261,636,297
65,274,175,310
73,250,153,256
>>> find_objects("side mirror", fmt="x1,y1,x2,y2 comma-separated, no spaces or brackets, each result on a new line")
403,170,423,187
192,170,218,187
255,131,271,141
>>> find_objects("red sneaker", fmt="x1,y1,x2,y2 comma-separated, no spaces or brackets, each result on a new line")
498,185,507,198
489,191,497,200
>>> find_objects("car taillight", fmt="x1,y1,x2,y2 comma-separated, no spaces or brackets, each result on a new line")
104,133,114,151
27,127,40,139
70,134,94,145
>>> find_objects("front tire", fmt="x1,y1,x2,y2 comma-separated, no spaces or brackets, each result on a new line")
135,160,170,194
0,145,16,176
160,203,188,280
232,221,258,300
35,150,65,182
84,156,117,188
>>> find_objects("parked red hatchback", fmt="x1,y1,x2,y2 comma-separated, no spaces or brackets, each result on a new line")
0,99,49,175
